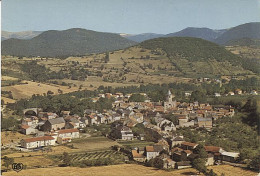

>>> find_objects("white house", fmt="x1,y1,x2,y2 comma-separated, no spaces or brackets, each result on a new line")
145,145,163,160
20,136,55,149
57,129,80,144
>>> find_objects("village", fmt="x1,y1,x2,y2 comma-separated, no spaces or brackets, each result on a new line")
13,90,241,170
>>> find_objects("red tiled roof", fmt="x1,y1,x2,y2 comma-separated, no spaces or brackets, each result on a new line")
171,147,183,153
146,146,154,152
23,136,54,143
58,129,79,134
204,146,221,153
132,150,144,158
182,141,198,147
21,124,30,129
183,150,192,154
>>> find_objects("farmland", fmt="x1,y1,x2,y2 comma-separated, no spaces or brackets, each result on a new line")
2,164,258,176
51,150,125,165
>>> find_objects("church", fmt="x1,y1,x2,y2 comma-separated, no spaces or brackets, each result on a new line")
164,90,177,111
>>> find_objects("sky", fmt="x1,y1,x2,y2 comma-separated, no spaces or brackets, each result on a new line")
2,0,260,34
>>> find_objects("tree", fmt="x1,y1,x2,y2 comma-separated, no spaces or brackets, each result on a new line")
129,93,145,102
62,152,71,166
248,155,260,171
2,156,14,169
152,157,164,169
190,90,206,103
104,52,109,63
194,144,208,159
207,169,217,176
47,90,54,95
192,158,207,175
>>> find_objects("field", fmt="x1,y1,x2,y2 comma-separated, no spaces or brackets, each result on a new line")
52,150,124,164
117,140,154,148
226,46,260,59
1,80,79,100
208,165,258,176
70,136,120,152
1,131,31,146
3,164,258,176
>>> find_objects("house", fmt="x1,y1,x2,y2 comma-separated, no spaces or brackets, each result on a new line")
181,142,198,151
171,136,184,147
138,134,145,141
57,129,80,144
65,118,80,129
157,154,176,169
214,93,221,97
204,145,224,156
41,117,66,131
206,154,214,166
145,145,163,160
220,151,240,163
22,118,33,126
156,139,170,152
86,114,98,125
175,161,192,169
38,112,58,120
20,136,55,149
80,116,88,127
132,150,145,162
196,117,212,129
250,90,258,95
20,125,36,135
120,126,134,140
235,89,242,95
97,114,106,124
228,92,235,96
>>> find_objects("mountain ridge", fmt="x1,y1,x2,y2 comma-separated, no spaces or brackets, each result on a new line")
1,28,137,57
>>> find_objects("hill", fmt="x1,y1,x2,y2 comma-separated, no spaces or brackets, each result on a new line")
225,38,260,46
139,37,258,76
140,37,240,63
124,33,164,42
165,27,226,42
1,28,136,57
1,31,42,41
214,22,260,45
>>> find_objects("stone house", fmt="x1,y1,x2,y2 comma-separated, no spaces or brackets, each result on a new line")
41,117,65,131
20,124,36,135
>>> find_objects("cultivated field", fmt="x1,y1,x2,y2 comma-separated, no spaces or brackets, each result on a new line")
52,150,124,164
71,136,120,152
